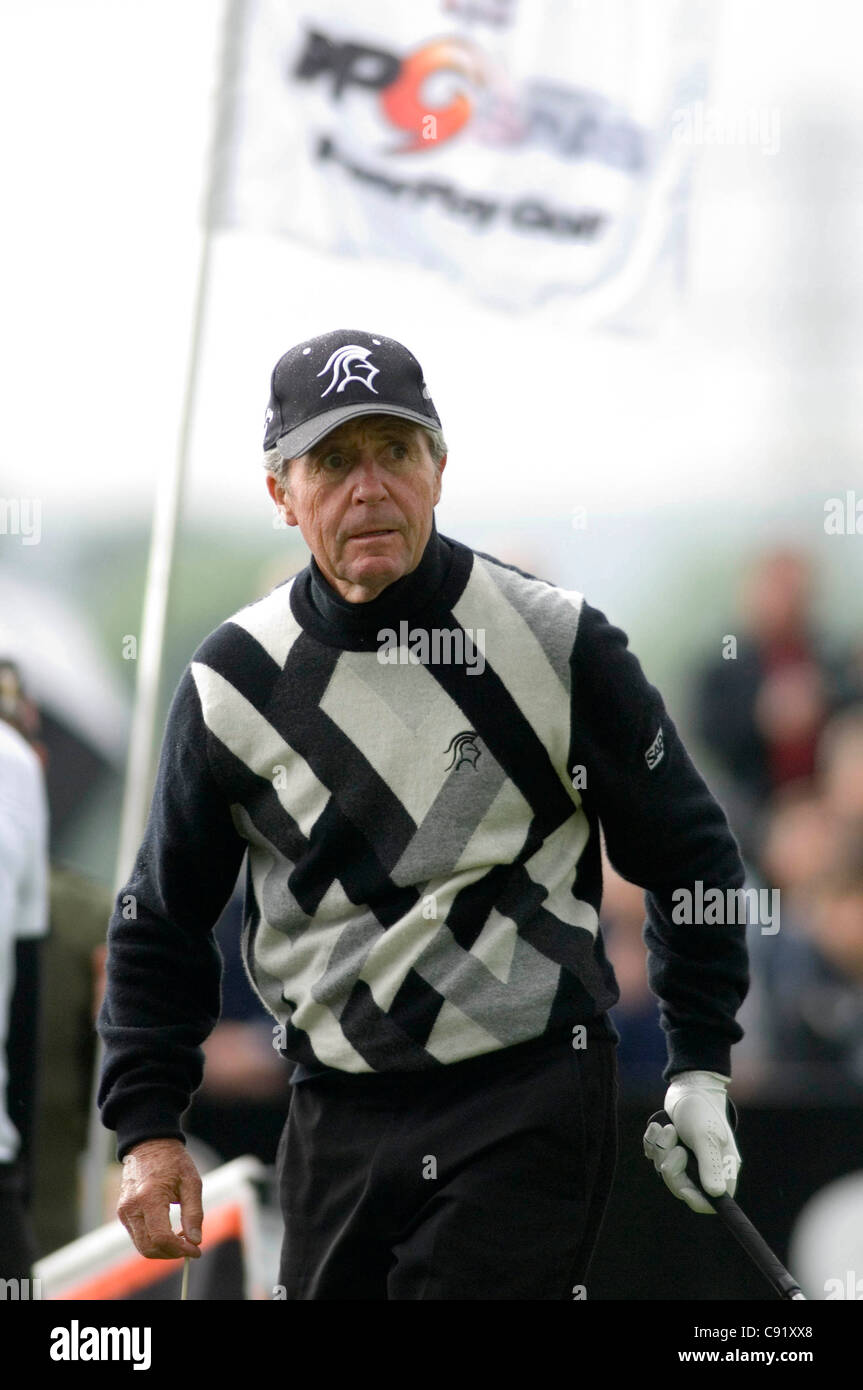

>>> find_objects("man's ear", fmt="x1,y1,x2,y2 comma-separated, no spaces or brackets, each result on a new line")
266,471,298,527
433,455,447,505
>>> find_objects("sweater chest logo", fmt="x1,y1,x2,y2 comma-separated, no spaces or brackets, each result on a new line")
645,724,664,770
444,730,481,770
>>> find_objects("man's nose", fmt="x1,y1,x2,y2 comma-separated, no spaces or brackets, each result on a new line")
351,453,388,497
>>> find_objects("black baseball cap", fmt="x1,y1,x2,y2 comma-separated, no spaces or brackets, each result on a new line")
263,328,442,460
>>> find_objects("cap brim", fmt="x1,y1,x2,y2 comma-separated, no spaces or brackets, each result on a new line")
275,403,440,460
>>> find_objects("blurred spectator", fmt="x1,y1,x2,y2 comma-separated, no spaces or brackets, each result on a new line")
748,819,863,1101
732,786,838,1097
0,658,44,755
32,865,111,1255
817,704,863,829
691,548,861,866
0,662,49,1279
736,705,863,1101
759,785,839,919
0,663,114,1256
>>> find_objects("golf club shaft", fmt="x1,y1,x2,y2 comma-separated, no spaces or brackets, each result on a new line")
649,1110,806,1301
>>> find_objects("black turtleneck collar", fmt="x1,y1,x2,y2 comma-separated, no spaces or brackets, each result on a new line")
290,516,472,651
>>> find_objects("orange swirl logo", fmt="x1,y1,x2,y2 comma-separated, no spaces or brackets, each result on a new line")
379,38,485,152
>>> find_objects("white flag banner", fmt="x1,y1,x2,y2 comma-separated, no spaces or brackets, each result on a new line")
209,0,715,323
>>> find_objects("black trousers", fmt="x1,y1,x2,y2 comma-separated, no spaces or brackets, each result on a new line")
276,1029,618,1300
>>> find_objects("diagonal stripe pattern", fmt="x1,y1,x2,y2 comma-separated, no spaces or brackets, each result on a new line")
189,542,617,1073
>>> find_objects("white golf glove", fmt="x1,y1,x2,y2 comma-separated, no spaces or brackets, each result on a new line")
643,1070,741,1215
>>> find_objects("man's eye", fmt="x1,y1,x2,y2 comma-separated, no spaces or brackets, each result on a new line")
389,442,408,460
321,453,347,470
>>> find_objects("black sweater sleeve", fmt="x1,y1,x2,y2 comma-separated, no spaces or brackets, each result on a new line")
570,602,749,1081
97,665,247,1159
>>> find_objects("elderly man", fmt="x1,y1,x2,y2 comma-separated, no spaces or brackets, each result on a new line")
99,328,748,1300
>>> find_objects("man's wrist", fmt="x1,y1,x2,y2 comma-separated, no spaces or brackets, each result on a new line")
124,1136,187,1159
117,1128,187,1162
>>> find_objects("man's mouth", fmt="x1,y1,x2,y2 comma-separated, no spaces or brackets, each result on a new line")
351,528,397,539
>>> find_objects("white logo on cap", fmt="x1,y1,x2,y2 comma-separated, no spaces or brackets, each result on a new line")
318,345,379,398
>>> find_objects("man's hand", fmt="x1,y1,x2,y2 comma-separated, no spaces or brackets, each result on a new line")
117,1138,204,1259
642,1071,740,1215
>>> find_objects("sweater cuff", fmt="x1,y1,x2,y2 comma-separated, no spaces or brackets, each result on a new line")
662,1030,733,1084
110,1097,189,1162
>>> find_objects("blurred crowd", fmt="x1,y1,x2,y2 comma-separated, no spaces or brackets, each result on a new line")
604,547,863,1103
0,542,860,1282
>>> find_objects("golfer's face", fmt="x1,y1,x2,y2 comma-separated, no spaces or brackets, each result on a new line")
270,416,445,603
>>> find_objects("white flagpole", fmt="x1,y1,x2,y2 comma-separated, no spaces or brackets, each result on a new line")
80,0,247,1235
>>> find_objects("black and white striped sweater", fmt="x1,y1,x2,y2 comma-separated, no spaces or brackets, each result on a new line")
98,522,748,1159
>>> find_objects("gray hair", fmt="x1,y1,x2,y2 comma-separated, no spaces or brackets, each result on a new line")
262,424,448,491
